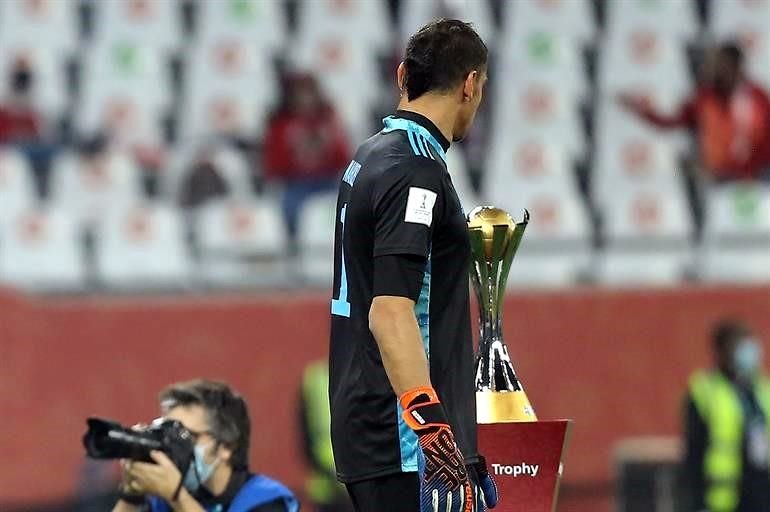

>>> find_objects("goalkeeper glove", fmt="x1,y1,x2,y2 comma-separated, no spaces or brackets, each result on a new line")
401,386,474,512
469,456,499,510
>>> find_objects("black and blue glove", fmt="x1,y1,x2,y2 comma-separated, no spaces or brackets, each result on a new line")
469,456,499,510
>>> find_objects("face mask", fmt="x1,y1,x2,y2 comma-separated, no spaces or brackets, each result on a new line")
734,339,763,379
183,442,220,493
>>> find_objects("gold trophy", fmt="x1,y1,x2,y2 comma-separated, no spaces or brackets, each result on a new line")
468,206,537,423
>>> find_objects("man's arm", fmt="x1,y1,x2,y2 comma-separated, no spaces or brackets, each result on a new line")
618,93,696,129
369,294,430,396
682,395,708,511
112,500,145,512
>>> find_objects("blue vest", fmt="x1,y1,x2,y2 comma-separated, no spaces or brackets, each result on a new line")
148,475,299,512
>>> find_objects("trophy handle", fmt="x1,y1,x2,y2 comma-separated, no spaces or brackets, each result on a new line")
496,210,529,305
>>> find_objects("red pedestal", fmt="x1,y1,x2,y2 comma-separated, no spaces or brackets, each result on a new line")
477,420,572,512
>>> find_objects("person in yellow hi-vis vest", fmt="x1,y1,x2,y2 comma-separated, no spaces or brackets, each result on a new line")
299,361,353,512
683,320,770,512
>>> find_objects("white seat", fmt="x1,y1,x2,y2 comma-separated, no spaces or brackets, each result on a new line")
700,184,770,283
503,0,595,49
491,84,586,161
297,192,337,287
49,150,143,228
91,0,182,54
195,0,287,53
0,46,69,120
398,0,495,50
506,192,593,288
195,198,288,287
444,148,477,215
296,0,390,54
0,0,78,55
0,208,84,290
483,139,573,206
163,142,253,203
598,30,692,107
606,0,698,43
95,204,191,288
498,31,588,103
289,34,379,141
180,38,277,141
0,149,36,219
593,124,682,208
78,43,169,146
597,186,693,286
710,0,770,39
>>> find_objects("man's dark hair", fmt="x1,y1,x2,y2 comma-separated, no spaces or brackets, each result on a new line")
403,19,488,101
159,379,251,470
719,41,744,69
712,319,750,354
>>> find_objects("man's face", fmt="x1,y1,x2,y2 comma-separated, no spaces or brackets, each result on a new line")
165,404,219,465
453,70,488,142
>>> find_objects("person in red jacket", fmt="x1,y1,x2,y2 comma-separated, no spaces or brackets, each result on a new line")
263,72,351,242
619,42,770,182
0,58,43,145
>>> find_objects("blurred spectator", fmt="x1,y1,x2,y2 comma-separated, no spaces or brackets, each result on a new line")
298,360,354,512
682,320,770,512
263,72,351,242
178,149,230,209
0,58,42,145
620,43,770,183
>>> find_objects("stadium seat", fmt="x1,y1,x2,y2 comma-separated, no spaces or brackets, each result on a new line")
180,37,277,141
606,0,698,42
598,29,692,107
195,0,287,53
596,186,693,286
195,198,289,287
0,0,78,54
398,0,495,51
502,0,596,49
482,142,592,287
0,46,69,120
0,149,36,219
593,124,682,208
0,207,85,290
444,147,478,215
95,203,191,288
498,30,589,104
709,0,770,40
162,141,254,203
484,139,573,207
295,0,390,54
700,184,770,283
90,0,183,54
78,42,170,146
49,150,143,228
297,192,337,287
506,192,593,288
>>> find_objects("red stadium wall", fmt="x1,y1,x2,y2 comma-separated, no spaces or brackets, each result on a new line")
2,285,770,508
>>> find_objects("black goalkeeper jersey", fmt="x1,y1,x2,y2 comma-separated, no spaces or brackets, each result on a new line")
329,110,478,483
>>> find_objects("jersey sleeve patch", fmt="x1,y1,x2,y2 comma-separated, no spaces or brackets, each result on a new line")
404,187,438,226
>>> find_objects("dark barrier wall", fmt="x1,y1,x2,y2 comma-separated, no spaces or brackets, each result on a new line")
2,285,770,507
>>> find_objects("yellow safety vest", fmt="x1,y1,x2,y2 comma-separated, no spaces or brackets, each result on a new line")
688,370,770,512
302,361,344,504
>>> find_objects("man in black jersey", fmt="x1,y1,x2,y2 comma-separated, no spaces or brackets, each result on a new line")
329,19,498,512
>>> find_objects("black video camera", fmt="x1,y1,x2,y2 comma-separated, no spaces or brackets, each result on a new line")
83,417,195,474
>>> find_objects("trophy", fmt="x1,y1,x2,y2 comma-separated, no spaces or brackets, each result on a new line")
468,206,536,423
468,206,572,512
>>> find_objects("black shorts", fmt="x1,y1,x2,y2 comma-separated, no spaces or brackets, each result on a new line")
345,472,420,512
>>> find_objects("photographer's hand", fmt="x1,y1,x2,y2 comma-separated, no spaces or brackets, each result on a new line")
126,451,204,512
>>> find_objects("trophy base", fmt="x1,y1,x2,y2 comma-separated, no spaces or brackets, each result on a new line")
476,390,537,423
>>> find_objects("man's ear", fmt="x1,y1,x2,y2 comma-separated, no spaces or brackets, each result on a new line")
462,71,479,103
397,62,407,94
216,443,233,464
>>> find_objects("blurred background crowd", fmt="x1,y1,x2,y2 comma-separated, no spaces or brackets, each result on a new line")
1,0,769,292
3,0,770,511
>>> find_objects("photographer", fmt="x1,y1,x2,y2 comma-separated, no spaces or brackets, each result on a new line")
113,379,299,512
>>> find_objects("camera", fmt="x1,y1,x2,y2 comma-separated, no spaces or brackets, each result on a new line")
82,416,195,474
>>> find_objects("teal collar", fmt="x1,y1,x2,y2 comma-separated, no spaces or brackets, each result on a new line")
381,114,448,163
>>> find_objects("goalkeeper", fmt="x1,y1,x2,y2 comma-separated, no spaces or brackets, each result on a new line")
328,19,498,512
